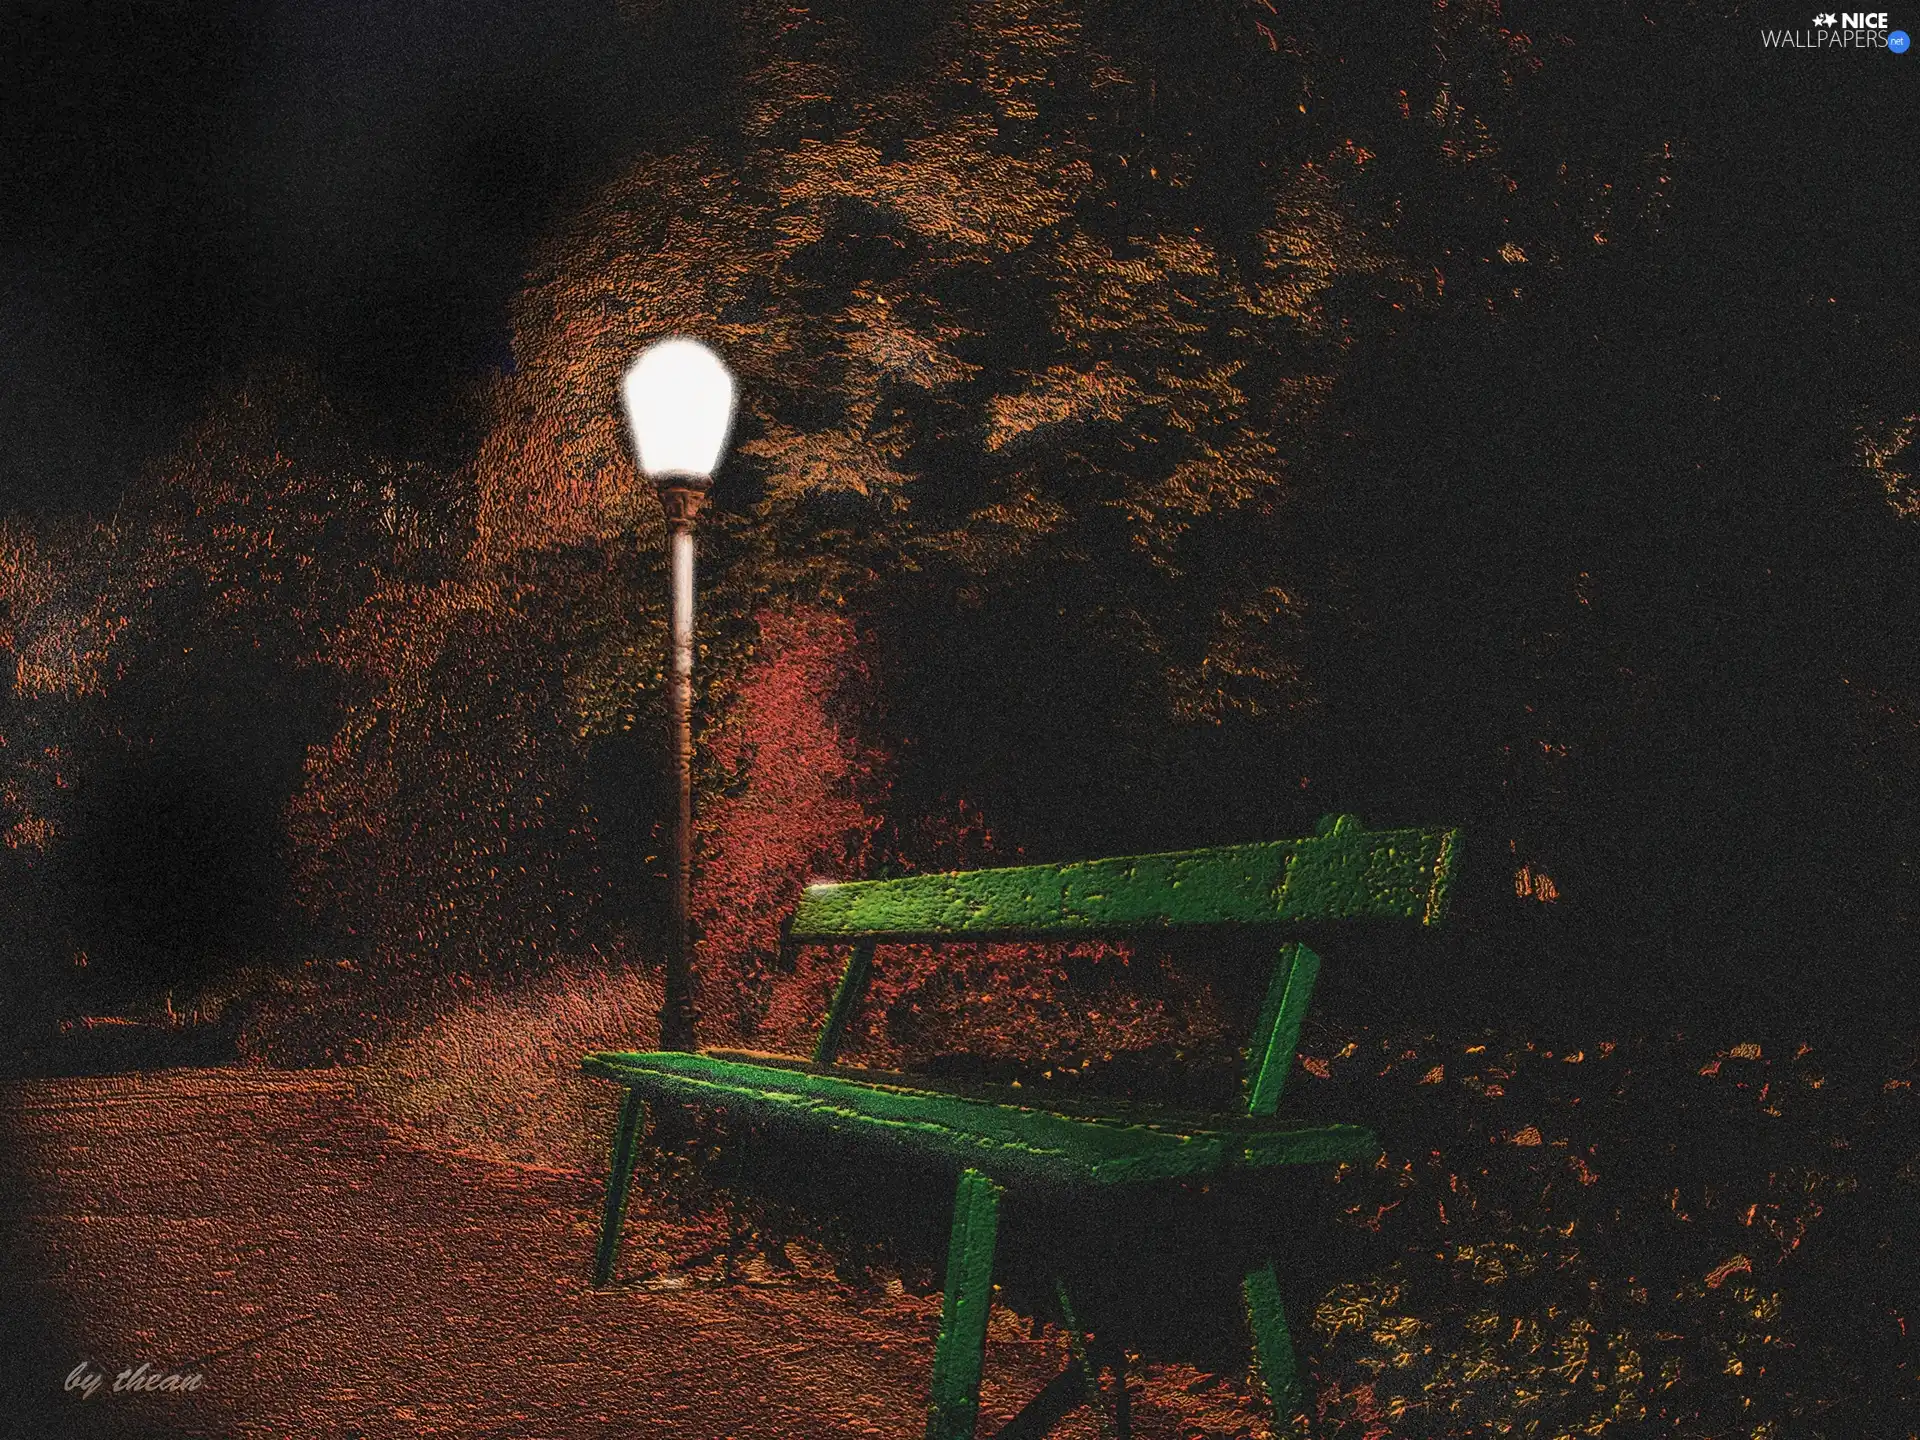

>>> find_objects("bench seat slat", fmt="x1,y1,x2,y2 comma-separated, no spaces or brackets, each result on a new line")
788,816,1456,940
582,1051,1381,1187
697,1048,1334,1136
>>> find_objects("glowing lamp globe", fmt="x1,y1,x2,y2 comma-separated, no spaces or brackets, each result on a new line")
621,336,737,482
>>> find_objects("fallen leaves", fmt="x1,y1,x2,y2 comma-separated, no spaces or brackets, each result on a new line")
1705,1255,1752,1289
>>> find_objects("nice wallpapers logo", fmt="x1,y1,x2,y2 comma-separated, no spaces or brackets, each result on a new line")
1762,10,1912,48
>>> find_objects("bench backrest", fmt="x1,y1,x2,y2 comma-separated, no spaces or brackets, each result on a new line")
783,813,1459,1117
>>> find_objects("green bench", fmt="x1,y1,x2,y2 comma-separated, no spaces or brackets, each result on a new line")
584,812,1458,1438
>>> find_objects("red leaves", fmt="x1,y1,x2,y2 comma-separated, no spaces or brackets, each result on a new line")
692,608,885,1039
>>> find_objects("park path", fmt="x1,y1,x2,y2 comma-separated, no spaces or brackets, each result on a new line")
0,1067,1096,1440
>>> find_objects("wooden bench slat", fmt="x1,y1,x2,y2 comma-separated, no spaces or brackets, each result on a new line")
582,1051,1381,1187
788,814,1456,940
699,1047,1321,1134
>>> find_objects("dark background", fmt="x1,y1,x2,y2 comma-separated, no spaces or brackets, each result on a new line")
2,0,1916,1042
1,0,742,509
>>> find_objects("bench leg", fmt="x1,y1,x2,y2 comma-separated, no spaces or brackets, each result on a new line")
986,1363,1082,1440
926,1168,1003,1440
1054,1279,1128,1440
1242,1263,1304,1432
592,1089,646,1287
988,1289,1132,1440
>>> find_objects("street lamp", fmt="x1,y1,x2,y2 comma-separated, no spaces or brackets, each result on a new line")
621,336,737,1051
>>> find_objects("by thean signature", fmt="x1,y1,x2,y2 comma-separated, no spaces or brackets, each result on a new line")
66,1360,205,1399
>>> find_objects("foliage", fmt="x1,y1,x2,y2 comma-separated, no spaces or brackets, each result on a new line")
1297,1025,1920,1439
286,565,614,977
691,606,884,1036
450,0,1920,1037
273,0,1378,1009
0,364,454,1031
8,0,1911,1037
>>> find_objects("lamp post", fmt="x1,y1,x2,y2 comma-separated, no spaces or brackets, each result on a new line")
621,336,737,1052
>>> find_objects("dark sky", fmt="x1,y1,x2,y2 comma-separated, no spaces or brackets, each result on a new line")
1,0,739,515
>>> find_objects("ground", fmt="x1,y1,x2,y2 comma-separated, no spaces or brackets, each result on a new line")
6,1025,1912,1439
0,1067,1254,1440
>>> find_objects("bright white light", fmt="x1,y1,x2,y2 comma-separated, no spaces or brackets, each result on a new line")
621,336,737,480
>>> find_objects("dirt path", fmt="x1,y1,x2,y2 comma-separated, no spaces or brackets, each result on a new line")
0,1068,1113,1440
